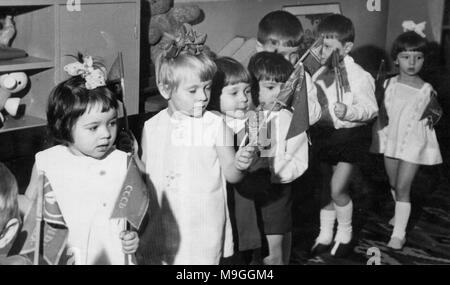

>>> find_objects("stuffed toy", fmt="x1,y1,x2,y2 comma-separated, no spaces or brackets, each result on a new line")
147,0,204,62
0,15,15,47
0,72,27,128
0,14,27,60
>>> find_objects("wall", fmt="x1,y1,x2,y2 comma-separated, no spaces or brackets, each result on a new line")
385,0,444,52
175,0,389,53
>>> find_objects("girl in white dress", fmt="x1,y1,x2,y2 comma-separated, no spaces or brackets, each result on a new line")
140,27,256,265
371,25,443,250
24,55,139,264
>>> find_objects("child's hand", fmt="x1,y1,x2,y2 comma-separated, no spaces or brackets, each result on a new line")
235,146,256,171
334,102,347,120
120,231,139,254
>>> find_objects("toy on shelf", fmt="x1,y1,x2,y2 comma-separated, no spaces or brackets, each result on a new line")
147,0,206,62
0,72,28,128
0,14,27,60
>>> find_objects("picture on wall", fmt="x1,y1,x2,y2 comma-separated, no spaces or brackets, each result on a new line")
283,3,342,51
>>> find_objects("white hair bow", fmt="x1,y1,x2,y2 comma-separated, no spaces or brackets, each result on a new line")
64,55,106,90
402,20,426,38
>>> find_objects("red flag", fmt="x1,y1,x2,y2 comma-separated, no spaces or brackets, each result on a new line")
275,59,309,141
19,176,68,265
110,157,150,229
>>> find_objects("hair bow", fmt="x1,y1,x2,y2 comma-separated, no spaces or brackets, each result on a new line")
64,54,106,90
162,23,207,59
402,20,426,38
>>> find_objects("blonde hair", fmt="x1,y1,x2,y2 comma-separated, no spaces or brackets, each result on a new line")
155,52,217,94
0,163,19,235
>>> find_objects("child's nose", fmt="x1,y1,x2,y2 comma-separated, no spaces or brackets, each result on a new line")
239,91,248,103
99,126,112,139
409,57,416,65
197,89,208,101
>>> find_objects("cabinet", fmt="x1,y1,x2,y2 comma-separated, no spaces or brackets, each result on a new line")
0,0,140,134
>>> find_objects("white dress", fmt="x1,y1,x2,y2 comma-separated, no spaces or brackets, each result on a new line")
141,109,233,265
35,145,128,265
371,77,442,165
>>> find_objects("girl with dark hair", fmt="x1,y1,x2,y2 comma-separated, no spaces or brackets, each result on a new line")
371,23,443,250
23,55,140,264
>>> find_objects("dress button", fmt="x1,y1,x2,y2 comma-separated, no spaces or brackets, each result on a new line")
99,170,106,176
103,203,107,207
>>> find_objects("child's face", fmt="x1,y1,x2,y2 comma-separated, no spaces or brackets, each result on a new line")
69,105,118,159
258,41,300,65
396,51,424,76
320,37,352,65
220,82,252,119
258,80,283,111
168,74,212,118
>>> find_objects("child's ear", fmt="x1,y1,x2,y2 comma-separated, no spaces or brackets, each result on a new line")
256,41,264,52
157,83,171,100
343,42,354,56
0,218,20,249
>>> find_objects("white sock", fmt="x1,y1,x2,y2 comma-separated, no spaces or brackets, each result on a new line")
334,200,353,244
316,209,336,245
391,201,411,240
390,188,396,225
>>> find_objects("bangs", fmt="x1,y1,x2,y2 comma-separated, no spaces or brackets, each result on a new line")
391,31,428,59
317,14,355,43
224,69,252,86
248,51,293,83
158,53,217,91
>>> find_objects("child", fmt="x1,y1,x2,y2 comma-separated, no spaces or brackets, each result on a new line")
0,163,31,265
247,51,309,265
256,10,322,127
208,56,259,264
371,27,442,250
309,14,378,257
23,55,139,265
140,29,255,265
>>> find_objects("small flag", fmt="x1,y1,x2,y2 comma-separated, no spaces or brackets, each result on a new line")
420,90,443,129
375,59,389,128
19,176,68,265
302,36,324,76
110,157,150,229
275,59,309,141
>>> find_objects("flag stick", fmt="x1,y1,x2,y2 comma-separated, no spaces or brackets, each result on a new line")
34,174,44,265
117,52,130,134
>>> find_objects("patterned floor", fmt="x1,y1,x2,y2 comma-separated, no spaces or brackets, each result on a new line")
291,152,450,265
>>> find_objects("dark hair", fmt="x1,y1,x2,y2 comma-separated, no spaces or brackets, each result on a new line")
47,75,118,145
247,51,294,106
391,31,428,59
317,14,355,44
208,57,252,113
257,10,304,47
0,163,19,236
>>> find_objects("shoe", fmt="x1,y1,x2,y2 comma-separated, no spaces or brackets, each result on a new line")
387,236,405,250
330,240,353,257
310,241,332,256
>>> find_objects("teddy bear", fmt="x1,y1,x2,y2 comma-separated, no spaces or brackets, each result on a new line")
146,0,204,63
0,72,28,128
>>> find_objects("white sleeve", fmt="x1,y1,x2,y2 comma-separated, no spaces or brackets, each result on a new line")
269,111,309,184
305,72,322,125
140,123,149,165
344,72,379,122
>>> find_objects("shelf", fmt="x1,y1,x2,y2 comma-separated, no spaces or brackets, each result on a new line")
0,115,46,134
0,56,54,72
